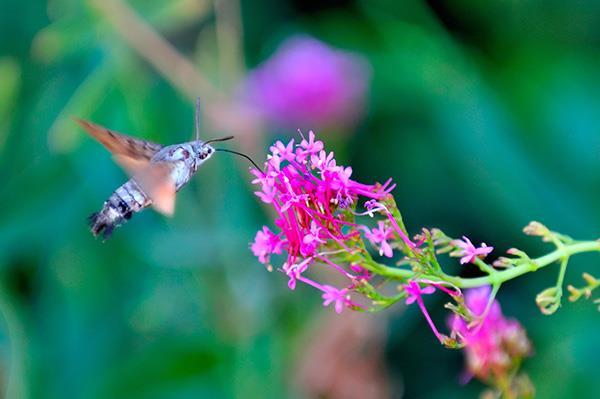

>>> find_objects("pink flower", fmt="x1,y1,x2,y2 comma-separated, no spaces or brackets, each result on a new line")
251,226,284,264
283,258,311,290
321,285,350,314
250,132,396,306
453,236,493,264
403,281,444,342
450,286,531,381
297,131,324,163
250,133,393,267
349,264,372,280
269,139,296,162
299,130,324,154
301,221,326,256
243,36,371,129
364,221,395,257
310,150,336,172
404,281,436,304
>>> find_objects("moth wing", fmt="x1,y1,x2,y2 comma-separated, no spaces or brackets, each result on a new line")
113,154,150,176
134,162,177,216
114,155,176,216
74,118,163,161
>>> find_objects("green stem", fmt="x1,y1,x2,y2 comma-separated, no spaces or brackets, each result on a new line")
473,257,497,276
372,240,600,289
555,256,569,295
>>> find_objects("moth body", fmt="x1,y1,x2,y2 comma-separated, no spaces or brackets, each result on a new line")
76,98,237,240
89,179,151,238
88,140,215,239
152,141,215,191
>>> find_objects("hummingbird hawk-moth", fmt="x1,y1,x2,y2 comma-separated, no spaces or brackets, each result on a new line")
76,99,258,239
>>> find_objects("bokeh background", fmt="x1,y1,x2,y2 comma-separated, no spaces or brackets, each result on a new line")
1,0,599,398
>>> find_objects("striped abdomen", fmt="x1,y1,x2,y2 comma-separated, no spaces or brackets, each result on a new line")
89,179,152,239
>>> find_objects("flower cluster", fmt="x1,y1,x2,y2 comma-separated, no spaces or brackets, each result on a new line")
402,281,531,394
249,131,600,397
244,36,371,129
450,286,531,383
250,131,399,312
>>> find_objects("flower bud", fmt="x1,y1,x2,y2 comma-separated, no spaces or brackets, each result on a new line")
567,285,581,302
523,221,550,237
506,247,527,257
583,272,598,286
535,286,562,315
493,257,514,268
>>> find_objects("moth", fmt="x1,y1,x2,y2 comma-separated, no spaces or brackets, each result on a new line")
76,99,258,239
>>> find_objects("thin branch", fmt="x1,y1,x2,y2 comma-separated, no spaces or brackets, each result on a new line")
89,0,221,101
214,0,245,89
89,0,264,152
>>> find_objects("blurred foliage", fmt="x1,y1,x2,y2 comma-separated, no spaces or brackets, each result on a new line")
0,0,599,398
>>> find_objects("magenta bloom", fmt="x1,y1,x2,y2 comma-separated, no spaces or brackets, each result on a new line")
364,221,395,257
404,281,436,304
321,285,351,314
250,132,395,312
283,258,311,290
450,286,531,381
251,226,284,264
251,132,394,265
244,36,371,129
403,281,444,342
453,236,493,264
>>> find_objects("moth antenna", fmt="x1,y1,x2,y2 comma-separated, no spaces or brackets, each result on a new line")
194,97,201,141
215,148,263,172
204,135,235,145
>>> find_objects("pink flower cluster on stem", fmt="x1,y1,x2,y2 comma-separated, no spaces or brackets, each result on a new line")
250,131,396,313
450,286,531,382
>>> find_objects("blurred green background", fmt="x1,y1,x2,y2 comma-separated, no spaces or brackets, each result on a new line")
1,0,599,398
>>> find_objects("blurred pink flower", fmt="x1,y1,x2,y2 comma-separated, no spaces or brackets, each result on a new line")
450,286,531,382
244,36,371,129
452,236,493,264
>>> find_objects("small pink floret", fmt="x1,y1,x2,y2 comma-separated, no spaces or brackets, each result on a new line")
454,236,494,264
364,221,395,258
321,285,350,314
404,281,436,305
251,226,284,264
